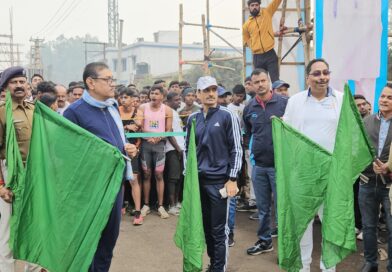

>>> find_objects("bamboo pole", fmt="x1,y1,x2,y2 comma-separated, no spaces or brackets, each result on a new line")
210,64,236,71
183,22,239,30
206,0,211,54
179,4,184,81
201,15,210,75
277,0,287,67
296,0,309,66
209,29,243,55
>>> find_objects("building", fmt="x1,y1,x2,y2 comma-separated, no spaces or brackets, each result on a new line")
91,31,241,85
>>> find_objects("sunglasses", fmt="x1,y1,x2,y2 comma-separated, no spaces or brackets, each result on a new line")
309,70,331,77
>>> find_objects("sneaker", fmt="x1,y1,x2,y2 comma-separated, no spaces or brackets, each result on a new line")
247,240,273,255
228,233,235,247
357,231,363,241
176,202,182,209
168,206,180,216
236,203,257,212
249,212,259,220
141,205,151,217
158,206,170,219
271,227,278,238
133,213,144,225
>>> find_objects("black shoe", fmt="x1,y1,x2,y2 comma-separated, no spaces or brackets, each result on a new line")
228,233,235,247
247,240,273,255
270,227,278,238
361,263,378,272
236,202,257,212
249,212,259,220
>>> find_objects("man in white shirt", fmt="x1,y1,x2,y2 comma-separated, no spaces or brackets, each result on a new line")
165,92,185,215
283,58,343,272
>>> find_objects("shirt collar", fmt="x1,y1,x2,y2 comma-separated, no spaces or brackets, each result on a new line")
307,87,334,98
12,100,32,110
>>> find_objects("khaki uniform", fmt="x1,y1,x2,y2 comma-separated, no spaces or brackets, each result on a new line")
0,100,40,272
0,100,34,178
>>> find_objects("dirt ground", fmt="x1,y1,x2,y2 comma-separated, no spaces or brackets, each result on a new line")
17,211,388,272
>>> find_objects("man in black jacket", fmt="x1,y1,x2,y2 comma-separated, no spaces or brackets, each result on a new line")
243,68,287,255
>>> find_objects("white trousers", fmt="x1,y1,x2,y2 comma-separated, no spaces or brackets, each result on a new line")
0,160,44,272
299,205,336,272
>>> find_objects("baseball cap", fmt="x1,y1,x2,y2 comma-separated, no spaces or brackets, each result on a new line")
272,80,290,90
218,86,231,97
197,76,218,91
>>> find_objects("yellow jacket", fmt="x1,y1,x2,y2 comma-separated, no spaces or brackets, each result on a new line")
242,0,282,54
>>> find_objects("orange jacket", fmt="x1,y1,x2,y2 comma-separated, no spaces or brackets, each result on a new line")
242,0,282,54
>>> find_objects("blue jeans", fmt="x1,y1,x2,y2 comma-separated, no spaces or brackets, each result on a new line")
228,197,236,234
252,165,277,242
359,182,392,271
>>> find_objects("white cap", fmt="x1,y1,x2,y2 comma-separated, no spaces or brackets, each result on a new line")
197,76,218,91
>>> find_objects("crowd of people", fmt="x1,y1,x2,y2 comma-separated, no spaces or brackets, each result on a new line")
0,1,389,271
0,57,390,272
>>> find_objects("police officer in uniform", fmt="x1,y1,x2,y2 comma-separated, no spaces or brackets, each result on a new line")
0,66,41,272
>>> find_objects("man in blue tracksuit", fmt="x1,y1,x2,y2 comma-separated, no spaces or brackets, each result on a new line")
243,68,287,255
64,62,137,272
186,76,243,272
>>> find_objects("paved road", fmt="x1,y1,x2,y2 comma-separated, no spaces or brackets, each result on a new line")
17,211,388,271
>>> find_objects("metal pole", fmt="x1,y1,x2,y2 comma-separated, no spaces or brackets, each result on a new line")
117,19,124,81
179,4,184,81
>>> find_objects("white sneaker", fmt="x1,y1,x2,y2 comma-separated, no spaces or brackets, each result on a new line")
168,206,180,216
356,231,363,241
176,202,182,209
158,206,170,219
141,205,151,217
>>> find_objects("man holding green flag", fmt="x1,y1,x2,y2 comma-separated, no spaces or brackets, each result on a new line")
0,66,40,272
279,58,374,271
63,62,137,272
179,76,242,272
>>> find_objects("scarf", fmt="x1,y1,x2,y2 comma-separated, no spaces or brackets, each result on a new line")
82,90,133,181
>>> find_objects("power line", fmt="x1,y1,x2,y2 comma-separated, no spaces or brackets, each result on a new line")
33,0,70,37
42,0,85,38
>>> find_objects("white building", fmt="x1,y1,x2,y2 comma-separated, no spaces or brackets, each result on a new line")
91,31,241,85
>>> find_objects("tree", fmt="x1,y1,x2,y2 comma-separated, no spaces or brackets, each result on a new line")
41,35,100,86
183,53,243,91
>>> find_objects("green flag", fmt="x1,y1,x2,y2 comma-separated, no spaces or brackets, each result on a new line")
174,120,205,272
273,85,375,271
10,102,125,272
322,85,375,267
5,91,27,249
272,117,332,272
4,91,25,189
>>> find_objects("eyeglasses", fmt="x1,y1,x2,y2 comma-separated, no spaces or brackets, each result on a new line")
91,77,117,85
309,70,331,77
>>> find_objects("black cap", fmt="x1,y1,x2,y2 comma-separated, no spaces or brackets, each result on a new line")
0,66,27,89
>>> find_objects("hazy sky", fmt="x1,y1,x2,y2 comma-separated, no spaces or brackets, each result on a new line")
0,0,243,52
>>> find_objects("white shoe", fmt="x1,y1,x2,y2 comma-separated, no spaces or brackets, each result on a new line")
176,202,182,209
158,206,170,219
168,206,180,216
356,231,363,241
140,205,151,217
